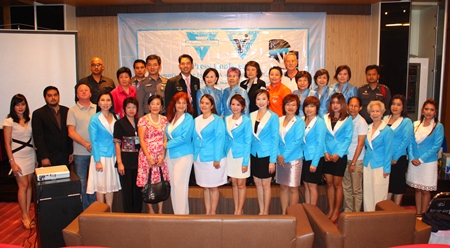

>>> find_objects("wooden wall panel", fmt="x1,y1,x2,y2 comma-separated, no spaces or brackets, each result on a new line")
325,14,372,87
76,15,373,88
76,16,119,84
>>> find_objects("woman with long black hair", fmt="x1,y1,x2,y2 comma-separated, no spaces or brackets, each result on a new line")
87,92,121,211
407,98,444,214
3,94,36,229
383,94,413,205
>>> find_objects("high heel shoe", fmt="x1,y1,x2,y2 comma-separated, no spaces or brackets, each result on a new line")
330,216,339,224
21,219,34,230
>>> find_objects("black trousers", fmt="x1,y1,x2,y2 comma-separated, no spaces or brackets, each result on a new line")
120,168,142,213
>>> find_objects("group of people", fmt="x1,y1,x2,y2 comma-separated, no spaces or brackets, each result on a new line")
4,52,444,229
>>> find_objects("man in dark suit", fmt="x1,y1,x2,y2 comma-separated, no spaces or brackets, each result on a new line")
164,54,200,117
32,86,73,167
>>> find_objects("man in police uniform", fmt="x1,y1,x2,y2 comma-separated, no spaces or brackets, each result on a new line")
136,54,167,117
164,54,200,117
131,59,146,87
357,65,391,124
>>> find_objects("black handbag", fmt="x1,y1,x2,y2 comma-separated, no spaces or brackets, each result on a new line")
141,166,171,204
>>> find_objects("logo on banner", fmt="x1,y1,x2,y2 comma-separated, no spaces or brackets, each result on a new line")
226,31,259,59
185,32,219,61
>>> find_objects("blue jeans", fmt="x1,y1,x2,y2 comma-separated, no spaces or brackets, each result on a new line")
73,155,96,209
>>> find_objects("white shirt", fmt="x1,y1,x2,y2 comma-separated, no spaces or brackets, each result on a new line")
281,75,298,92
347,114,368,161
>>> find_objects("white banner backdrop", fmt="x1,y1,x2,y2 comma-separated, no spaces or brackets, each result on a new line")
118,13,326,86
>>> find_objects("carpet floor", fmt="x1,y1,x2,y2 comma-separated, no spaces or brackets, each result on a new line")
0,202,37,247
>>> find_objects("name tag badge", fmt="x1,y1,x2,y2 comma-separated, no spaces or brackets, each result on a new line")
135,136,140,145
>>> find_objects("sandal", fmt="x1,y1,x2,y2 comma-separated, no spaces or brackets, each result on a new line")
330,215,339,224
21,219,34,230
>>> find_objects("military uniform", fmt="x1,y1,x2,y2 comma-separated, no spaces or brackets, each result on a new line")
357,83,391,124
136,75,167,117
130,76,146,88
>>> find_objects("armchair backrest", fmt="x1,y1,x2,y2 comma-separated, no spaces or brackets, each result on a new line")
301,203,344,248
338,211,416,247
302,203,417,248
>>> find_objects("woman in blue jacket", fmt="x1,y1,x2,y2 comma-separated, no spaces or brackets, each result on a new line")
302,96,326,206
165,92,195,215
323,92,353,221
407,98,444,214
383,94,413,205
363,100,393,211
309,69,335,118
276,94,305,215
87,92,120,211
330,65,357,103
193,94,226,215
292,71,311,118
222,67,250,116
196,68,223,117
250,89,279,215
225,94,252,215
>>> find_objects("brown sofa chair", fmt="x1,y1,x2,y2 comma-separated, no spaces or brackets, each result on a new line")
375,199,432,244
63,201,314,248
287,201,431,248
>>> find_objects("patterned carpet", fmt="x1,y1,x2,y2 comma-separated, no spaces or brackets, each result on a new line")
0,202,37,247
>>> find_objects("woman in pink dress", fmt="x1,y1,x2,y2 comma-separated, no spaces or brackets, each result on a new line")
137,95,169,214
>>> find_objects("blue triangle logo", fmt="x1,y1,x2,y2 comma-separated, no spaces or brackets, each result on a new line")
226,31,259,60
186,32,218,61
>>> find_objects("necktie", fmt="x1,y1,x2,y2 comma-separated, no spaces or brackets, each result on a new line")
185,76,192,103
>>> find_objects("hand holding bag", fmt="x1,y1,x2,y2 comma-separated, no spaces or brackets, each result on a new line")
142,166,171,204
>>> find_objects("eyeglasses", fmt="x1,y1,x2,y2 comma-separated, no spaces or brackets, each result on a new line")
91,63,102,67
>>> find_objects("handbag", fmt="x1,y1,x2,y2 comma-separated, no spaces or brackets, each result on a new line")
142,166,171,204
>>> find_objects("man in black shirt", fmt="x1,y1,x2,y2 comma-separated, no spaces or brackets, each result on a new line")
75,57,115,104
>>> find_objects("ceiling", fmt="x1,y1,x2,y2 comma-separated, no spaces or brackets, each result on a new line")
0,0,439,7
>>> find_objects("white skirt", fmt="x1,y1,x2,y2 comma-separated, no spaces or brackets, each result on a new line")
15,154,36,176
406,160,437,191
194,157,227,187
87,156,121,194
226,150,250,179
